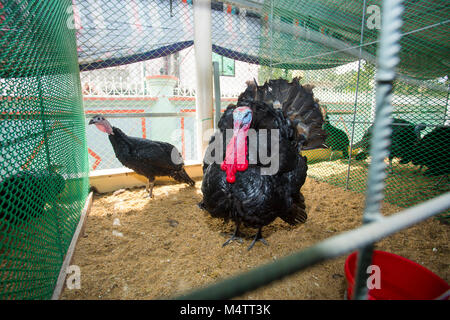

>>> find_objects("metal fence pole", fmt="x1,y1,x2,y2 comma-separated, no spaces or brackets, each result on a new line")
353,0,405,300
346,0,367,190
444,82,450,126
213,61,222,130
193,0,214,161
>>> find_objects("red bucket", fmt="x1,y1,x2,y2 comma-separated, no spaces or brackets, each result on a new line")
345,250,449,300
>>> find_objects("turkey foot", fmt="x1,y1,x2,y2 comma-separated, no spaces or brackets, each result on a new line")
222,223,243,247
247,228,269,251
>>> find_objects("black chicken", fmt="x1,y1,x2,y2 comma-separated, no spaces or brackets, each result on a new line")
199,78,326,250
89,116,195,197
353,118,425,172
411,126,450,180
0,168,65,227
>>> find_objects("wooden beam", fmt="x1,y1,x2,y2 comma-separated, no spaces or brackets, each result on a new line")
51,191,94,300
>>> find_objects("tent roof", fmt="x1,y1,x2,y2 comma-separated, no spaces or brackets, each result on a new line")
2,0,448,81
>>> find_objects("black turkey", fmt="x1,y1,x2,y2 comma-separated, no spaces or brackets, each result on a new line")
353,118,425,172
89,116,195,198
411,126,450,185
322,114,349,160
199,78,327,250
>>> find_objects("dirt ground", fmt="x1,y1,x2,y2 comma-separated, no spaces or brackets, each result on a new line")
60,178,449,300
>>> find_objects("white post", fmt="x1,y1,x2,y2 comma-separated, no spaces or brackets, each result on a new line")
193,0,214,161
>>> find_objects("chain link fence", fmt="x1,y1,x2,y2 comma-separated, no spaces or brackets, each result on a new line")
77,0,198,169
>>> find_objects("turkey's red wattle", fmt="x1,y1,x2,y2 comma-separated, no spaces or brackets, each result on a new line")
221,125,250,183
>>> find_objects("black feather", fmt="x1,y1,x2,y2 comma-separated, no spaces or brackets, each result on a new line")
109,127,194,186
236,77,327,150
412,126,450,176
200,79,319,244
353,118,424,163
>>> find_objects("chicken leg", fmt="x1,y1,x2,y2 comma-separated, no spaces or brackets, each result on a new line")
247,227,269,251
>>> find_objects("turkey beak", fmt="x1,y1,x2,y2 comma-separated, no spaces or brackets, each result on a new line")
239,112,252,129
88,119,95,125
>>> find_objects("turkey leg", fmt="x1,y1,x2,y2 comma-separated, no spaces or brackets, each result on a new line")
146,177,155,198
247,227,269,251
434,175,449,189
222,221,243,247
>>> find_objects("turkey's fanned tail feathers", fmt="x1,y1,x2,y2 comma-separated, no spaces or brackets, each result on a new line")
279,191,307,225
277,78,327,149
239,77,327,150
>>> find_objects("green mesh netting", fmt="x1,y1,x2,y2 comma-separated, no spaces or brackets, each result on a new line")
254,0,449,213
1,0,447,300
0,0,89,299
257,0,449,79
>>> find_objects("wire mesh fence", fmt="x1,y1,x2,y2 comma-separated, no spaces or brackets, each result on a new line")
0,0,89,299
0,0,448,300
252,0,449,213
77,0,200,169
79,0,263,170
79,0,449,212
